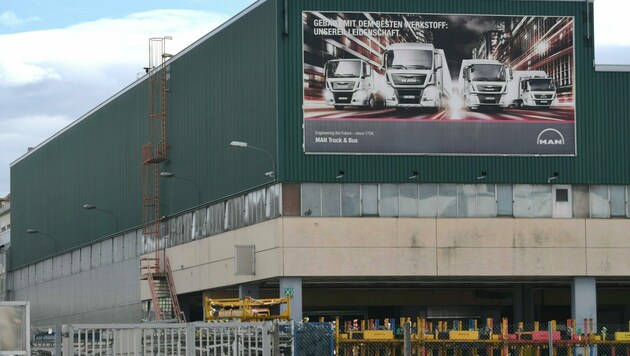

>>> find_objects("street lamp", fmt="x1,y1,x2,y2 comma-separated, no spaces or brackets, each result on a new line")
229,141,275,179
26,229,57,252
160,172,201,205
82,204,119,232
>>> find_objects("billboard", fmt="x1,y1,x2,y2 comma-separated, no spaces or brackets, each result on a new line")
302,12,576,155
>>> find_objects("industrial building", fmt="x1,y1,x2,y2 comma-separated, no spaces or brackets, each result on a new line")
4,0,630,328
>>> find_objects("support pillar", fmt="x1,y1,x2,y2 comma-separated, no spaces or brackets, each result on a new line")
572,277,597,356
238,283,260,299
523,284,535,323
279,277,302,321
513,284,523,323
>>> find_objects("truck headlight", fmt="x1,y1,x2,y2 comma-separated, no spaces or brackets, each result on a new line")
384,86,396,100
422,85,440,101
353,90,368,101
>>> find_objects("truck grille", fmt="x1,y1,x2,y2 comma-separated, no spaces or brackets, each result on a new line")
477,85,503,93
333,93,353,104
478,94,501,104
534,94,553,99
331,81,356,90
395,89,424,104
391,74,427,86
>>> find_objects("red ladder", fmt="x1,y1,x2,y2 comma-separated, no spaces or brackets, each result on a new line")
165,257,185,322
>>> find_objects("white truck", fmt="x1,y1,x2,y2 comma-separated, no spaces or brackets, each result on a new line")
381,43,452,111
458,59,512,110
323,59,385,110
505,70,557,108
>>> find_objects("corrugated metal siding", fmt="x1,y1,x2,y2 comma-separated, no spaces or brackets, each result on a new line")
279,0,630,184
160,0,278,215
11,84,147,269
10,0,278,269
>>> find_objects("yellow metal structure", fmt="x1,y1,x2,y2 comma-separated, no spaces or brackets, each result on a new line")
204,296,291,321
449,330,480,340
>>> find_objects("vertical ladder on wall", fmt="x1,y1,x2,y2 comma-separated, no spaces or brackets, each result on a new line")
140,36,183,322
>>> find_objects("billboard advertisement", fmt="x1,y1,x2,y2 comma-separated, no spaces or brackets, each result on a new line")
302,12,576,155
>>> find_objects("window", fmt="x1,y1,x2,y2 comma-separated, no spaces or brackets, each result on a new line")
513,185,552,218
556,189,569,202
476,184,497,217
362,185,378,216
321,184,341,216
497,185,513,216
380,184,399,217
438,184,457,217
589,185,610,218
341,184,360,216
301,184,322,216
610,186,626,217
419,184,438,217
399,184,419,217
572,185,590,218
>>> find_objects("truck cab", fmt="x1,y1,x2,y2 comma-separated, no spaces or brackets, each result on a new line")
323,59,384,110
507,70,556,108
381,43,452,111
459,59,512,110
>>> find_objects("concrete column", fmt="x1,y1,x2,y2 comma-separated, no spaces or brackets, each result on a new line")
279,277,302,321
572,277,597,328
523,285,535,323
513,284,524,323
238,283,260,299
572,277,597,356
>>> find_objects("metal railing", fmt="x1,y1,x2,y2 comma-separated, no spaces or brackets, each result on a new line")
31,321,295,356
31,320,630,355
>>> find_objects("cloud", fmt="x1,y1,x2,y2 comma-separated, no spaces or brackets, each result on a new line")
0,114,73,194
0,9,231,196
0,9,229,88
0,11,41,27
594,0,630,46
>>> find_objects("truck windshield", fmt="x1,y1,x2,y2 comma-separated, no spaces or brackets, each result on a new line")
326,61,361,78
528,78,555,91
385,49,433,70
469,64,506,81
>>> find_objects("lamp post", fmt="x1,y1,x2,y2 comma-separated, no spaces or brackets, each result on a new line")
160,172,201,205
26,229,57,252
229,141,275,179
82,204,119,232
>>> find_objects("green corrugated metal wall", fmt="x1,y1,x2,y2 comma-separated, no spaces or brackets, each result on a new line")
10,0,278,269
279,0,630,184
9,0,630,268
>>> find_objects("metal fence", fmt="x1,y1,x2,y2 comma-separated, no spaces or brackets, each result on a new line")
30,321,294,356
334,320,630,356
29,320,630,356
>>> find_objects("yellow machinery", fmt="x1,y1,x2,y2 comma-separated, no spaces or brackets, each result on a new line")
204,296,291,321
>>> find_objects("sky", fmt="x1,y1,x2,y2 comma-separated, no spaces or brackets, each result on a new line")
0,0,628,198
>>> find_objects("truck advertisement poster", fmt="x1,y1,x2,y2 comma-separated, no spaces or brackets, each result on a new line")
302,11,576,155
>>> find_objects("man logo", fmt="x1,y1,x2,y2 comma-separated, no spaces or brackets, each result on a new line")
537,128,565,145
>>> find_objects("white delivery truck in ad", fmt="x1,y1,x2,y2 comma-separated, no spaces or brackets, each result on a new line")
323,59,385,110
458,59,512,110
381,43,452,111
505,70,556,108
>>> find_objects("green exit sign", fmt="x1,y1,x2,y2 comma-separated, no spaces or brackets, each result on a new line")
284,288,294,297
